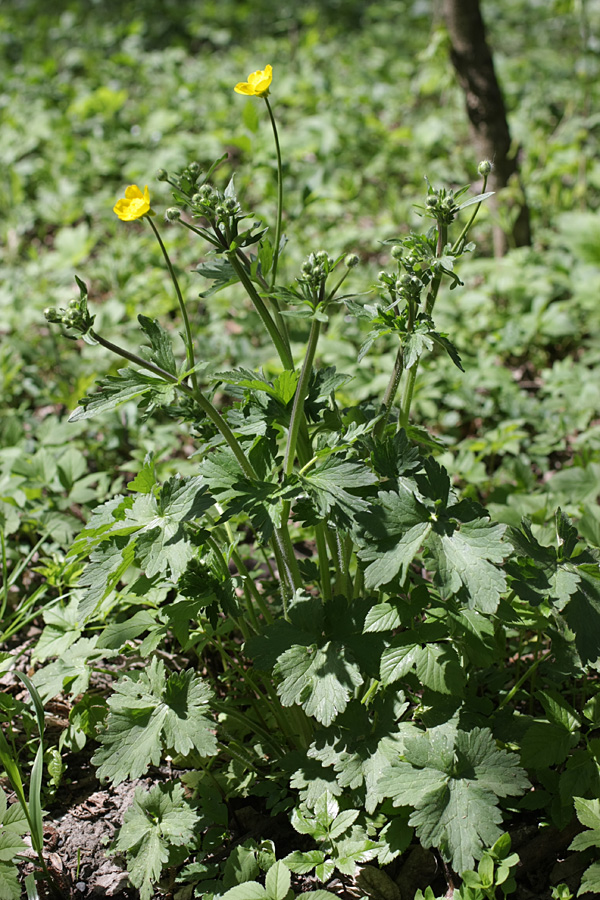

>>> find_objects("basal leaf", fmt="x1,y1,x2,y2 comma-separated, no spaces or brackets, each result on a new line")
275,641,363,727
380,724,529,872
414,643,466,695
426,517,507,613
116,782,200,900
92,657,216,784
357,486,432,590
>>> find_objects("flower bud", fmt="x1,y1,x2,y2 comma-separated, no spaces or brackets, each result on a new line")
225,198,237,212
399,274,413,290
188,161,201,177
426,194,439,208
165,207,181,222
44,307,57,322
390,246,403,261
156,168,168,181
478,159,492,177
345,253,359,268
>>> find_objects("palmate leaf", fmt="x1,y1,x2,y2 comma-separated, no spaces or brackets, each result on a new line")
92,656,217,784
299,457,377,528
307,697,411,813
275,641,363,727
249,593,372,727
380,723,529,873
356,484,432,590
76,476,213,620
116,782,200,900
426,517,508,614
0,864,20,900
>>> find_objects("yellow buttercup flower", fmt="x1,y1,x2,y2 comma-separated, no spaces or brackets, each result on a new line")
113,184,152,221
234,64,272,97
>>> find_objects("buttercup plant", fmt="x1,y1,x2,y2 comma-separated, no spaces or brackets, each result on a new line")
34,63,600,899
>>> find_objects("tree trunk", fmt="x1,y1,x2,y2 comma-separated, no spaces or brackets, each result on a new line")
440,0,531,255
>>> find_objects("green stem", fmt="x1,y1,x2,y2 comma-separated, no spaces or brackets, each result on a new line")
0,530,8,620
274,526,302,609
376,345,404,436
230,547,274,624
264,96,284,287
89,329,255,480
147,216,199,393
283,318,321,477
179,218,222,248
398,363,418,431
498,648,553,710
315,526,332,603
397,222,448,430
226,251,292,369
452,173,489,254
205,536,254,639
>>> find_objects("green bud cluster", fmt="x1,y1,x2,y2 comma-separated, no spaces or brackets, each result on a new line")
190,186,240,226
299,250,334,288
44,299,94,333
424,188,460,224
378,264,424,308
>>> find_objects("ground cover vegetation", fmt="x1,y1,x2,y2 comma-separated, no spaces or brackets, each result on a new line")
1,0,600,898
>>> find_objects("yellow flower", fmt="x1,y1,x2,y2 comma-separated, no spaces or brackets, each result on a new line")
113,184,152,221
234,64,272,97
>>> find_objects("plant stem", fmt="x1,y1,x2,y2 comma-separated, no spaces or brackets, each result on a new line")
88,329,255,480
0,530,8,620
147,217,199,393
283,318,321,477
452,173,489,254
315,526,332,602
378,345,404,434
498,648,553,710
396,221,448,429
264,96,284,287
226,250,292,369
229,547,274,624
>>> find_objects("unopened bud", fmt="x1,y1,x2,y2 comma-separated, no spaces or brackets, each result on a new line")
390,246,403,261
478,160,492,177
345,253,359,268
426,194,439,208
165,207,181,222
188,161,201,176
156,168,168,181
